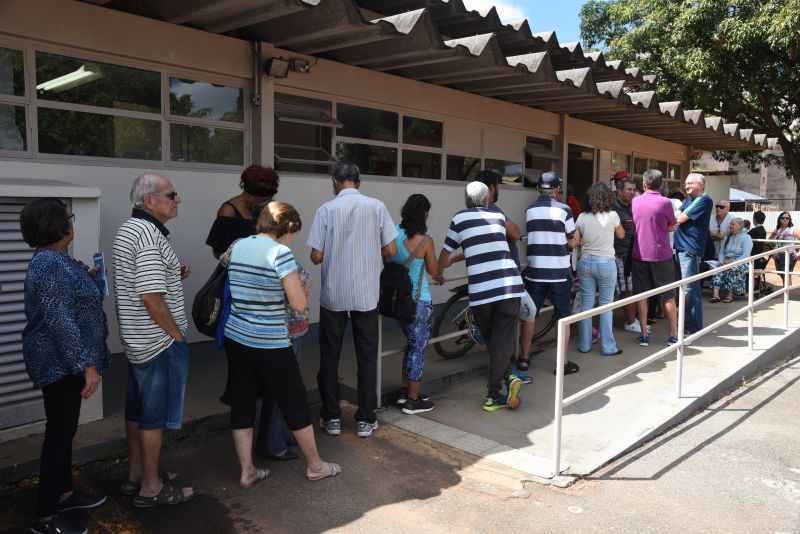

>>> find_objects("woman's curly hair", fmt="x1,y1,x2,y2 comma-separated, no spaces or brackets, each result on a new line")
586,182,614,214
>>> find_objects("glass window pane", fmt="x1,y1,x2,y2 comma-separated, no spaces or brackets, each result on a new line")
653,159,668,174
524,156,552,188
38,108,160,159
170,124,243,165
336,142,397,177
0,47,24,96
403,116,442,148
275,114,332,174
668,164,683,181
0,104,26,151
633,157,648,175
402,150,441,180
446,155,481,181
276,92,333,123
337,103,397,142
36,52,160,113
526,136,554,152
611,152,630,173
170,78,243,123
485,159,523,185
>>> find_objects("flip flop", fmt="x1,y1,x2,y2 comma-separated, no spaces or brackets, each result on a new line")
121,471,180,497
307,462,342,481
132,482,195,508
240,468,270,489
710,296,721,303
722,297,734,303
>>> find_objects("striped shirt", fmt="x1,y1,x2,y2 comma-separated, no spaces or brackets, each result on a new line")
224,235,297,349
307,188,397,312
112,210,187,365
525,195,576,282
443,207,524,306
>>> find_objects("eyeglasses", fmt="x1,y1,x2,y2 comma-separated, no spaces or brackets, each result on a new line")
67,213,75,222
780,216,791,220
152,191,179,200
715,205,727,209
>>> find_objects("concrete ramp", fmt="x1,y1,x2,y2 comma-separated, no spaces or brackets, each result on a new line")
379,298,800,483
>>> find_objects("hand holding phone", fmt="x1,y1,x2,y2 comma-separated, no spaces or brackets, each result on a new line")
93,252,109,296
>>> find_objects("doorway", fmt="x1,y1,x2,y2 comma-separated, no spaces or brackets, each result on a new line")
568,144,595,211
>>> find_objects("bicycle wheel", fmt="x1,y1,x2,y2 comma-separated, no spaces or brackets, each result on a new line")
432,291,475,359
531,305,556,342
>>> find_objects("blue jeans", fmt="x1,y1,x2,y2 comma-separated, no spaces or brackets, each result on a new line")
678,251,703,333
577,256,619,354
125,340,190,430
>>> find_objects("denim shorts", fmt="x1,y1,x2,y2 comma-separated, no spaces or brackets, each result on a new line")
519,290,537,322
125,340,190,431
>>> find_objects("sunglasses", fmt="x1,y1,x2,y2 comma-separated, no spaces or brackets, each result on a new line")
780,216,791,220
152,191,179,200
715,205,727,209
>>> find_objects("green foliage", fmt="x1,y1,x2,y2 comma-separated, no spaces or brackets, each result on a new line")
579,0,800,195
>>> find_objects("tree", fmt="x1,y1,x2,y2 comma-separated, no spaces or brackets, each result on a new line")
580,0,800,205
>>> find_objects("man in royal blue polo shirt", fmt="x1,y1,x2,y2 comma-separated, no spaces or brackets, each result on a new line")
674,172,713,334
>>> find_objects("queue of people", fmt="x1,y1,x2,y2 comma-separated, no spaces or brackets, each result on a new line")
19,158,799,533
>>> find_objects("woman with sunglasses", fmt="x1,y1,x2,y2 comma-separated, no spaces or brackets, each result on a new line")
770,212,797,282
21,199,109,534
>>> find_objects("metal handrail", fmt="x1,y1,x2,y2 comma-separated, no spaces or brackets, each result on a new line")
550,244,799,478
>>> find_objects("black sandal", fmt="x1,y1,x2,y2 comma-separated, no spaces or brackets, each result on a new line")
516,358,530,371
132,482,194,508
553,361,580,375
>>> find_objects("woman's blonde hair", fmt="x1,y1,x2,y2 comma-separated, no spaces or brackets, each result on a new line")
257,201,302,238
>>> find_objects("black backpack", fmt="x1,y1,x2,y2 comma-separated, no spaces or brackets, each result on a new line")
379,237,429,323
192,263,227,337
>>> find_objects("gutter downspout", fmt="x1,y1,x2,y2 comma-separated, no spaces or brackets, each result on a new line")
251,41,263,165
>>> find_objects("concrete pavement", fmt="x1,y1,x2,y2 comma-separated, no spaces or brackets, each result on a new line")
1,354,799,533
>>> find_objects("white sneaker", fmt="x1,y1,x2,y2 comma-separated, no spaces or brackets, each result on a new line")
624,319,642,333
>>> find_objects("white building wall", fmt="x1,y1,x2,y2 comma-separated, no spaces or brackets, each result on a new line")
0,0,691,355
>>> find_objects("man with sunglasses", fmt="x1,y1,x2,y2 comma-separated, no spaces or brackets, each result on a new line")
709,200,733,257
113,173,194,508
674,173,713,334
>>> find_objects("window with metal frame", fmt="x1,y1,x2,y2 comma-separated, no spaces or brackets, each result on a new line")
274,92,337,173
2,43,248,167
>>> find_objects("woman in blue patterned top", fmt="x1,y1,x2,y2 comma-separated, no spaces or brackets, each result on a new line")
224,201,341,488
21,198,109,534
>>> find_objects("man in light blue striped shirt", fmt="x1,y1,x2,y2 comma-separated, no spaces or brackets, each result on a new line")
308,162,397,438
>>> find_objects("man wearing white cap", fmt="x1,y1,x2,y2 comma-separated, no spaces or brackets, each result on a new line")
437,181,525,412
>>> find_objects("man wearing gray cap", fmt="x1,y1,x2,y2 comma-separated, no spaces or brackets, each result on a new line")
438,181,525,412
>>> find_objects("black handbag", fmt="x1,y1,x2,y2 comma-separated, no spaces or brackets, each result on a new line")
379,237,429,322
192,263,227,337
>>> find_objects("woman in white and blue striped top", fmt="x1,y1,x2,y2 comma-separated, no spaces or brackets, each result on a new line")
224,201,341,487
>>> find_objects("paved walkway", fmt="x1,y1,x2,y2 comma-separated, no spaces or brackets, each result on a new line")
380,295,800,480
1,355,798,533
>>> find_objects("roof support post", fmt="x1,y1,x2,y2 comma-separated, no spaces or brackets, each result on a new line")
559,112,569,203
251,41,264,166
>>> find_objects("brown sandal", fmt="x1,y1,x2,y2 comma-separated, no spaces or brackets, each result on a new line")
132,482,195,508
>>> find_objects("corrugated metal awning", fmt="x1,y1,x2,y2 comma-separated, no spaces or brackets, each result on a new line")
95,0,774,151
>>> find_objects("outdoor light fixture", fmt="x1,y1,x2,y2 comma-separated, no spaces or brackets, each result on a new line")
289,58,311,74
264,57,290,78
36,65,102,93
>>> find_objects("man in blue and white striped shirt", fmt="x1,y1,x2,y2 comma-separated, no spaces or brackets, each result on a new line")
438,181,524,412
524,171,580,375
308,162,397,438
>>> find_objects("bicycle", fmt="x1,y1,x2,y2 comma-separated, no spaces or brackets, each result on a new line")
431,283,564,359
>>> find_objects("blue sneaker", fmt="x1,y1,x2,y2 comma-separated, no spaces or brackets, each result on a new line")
513,371,533,385
666,336,678,345
638,335,650,347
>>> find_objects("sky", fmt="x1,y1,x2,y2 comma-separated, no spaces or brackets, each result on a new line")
463,0,585,43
